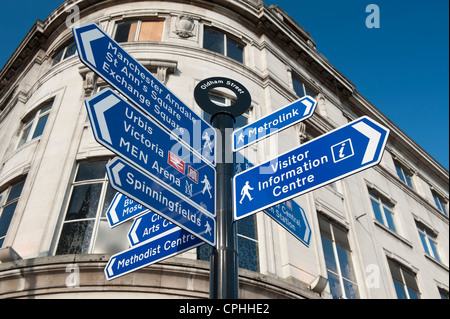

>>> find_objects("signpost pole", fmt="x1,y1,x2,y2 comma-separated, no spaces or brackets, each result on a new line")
210,112,238,299
194,77,252,299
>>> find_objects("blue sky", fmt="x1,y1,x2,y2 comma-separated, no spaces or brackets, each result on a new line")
1,0,448,170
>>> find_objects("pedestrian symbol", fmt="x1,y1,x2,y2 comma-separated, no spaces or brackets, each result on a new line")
201,175,213,199
239,181,254,204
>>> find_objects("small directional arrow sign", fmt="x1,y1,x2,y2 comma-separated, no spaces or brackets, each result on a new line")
263,200,311,247
234,153,311,246
106,157,216,247
106,193,149,227
105,227,203,280
73,22,216,166
85,88,216,216
128,211,178,246
233,116,389,220
232,96,317,152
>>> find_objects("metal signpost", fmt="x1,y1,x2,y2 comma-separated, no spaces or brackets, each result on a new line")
234,116,390,220
85,88,216,216
73,23,216,166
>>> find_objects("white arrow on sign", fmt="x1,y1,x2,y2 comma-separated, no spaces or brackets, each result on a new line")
108,194,121,225
92,93,120,144
107,258,116,277
77,27,104,67
352,121,382,165
129,217,142,245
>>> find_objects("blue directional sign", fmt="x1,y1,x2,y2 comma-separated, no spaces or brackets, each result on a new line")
234,153,311,246
106,193,149,227
232,96,317,152
106,157,216,247
263,200,311,247
73,22,216,165
128,211,178,246
105,227,203,280
85,89,216,216
233,116,389,220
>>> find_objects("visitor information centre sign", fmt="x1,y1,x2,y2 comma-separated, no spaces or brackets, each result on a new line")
73,22,216,165
234,116,389,220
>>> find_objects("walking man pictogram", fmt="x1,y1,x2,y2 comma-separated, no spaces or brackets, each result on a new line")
201,175,213,199
239,181,254,204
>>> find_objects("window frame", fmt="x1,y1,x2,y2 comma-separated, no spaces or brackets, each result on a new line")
54,159,129,255
17,101,53,149
114,19,165,43
292,74,315,98
416,223,441,262
52,41,77,66
0,179,26,247
203,26,244,63
319,215,359,299
369,190,397,233
394,161,414,189
432,191,448,216
388,259,420,299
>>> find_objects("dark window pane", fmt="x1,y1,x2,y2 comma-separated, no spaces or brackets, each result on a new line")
101,185,117,217
370,198,384,224
293,77,305,97
115,21,137,42
0,202,18,238
31,113,49,139
56,220,95,255
393,280,407,299
237,215,256,239
75,161,107,181
52,48,65,65
65,184,102,220
197,243,211,262
7,180,25,202
204,28,224,54
321,236,338,274
227,37,244,63
64,42,77,59
238,236,258,272
327,271,342,299
343,278,359,299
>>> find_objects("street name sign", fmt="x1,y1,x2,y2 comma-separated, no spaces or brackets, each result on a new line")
233,116,389,220
232,96,317,152
73,22,216,165
106,192,149,227
85,88,216,216
128,211,178,246
106,157,216,246
105,226,203,280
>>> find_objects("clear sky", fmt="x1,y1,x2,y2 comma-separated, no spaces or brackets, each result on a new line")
0,0,448,170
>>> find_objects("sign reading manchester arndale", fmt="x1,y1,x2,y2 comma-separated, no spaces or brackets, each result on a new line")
73,22,216,165
85,88,216,216
234,116,389,220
